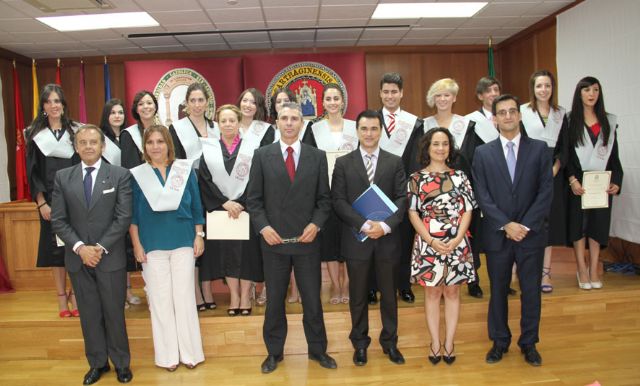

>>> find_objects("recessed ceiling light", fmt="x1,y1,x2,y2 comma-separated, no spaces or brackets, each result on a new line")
372,2,487,19
36,12,159,32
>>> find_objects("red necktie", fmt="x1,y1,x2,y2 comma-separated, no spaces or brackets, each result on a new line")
285,146,295,182
387,113,396,133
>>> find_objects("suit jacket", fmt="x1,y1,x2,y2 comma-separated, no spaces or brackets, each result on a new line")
472,135,553,251
246,142,331,255
51,162,132,273
331,148,407,260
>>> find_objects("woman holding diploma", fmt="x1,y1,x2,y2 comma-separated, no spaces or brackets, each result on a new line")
120,90,158,169
566,77,623,290
99,98,142,307
129,125,205,370
520,70,569,293
26,83,80,317
198,105,263,316
305,83,358,304
407,128,476,365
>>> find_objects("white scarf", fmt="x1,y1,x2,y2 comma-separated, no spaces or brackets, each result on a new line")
575,114,617,171
311,119,358,151
379,110,418,157
423,114,469,149
32,128,74,158
201,137,259,200
465,110,499,144
130,159,192,211
520,103,565,148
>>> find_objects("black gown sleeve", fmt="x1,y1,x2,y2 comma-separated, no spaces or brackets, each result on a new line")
608,130,623,191
554,116,570,168
402,118,424,176
119,130,143,169
260,126,276,147
169,124,187,159
26,138,47,201
300,121,316,147
197,156,230,212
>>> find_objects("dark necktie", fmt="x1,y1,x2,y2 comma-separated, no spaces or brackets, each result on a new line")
285,146,295,182
84,167,95,206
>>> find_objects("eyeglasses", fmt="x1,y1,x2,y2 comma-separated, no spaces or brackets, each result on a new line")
496,108,519,117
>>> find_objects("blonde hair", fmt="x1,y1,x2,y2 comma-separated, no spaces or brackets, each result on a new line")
142,125,175,164
215,104,242,122
426,78,459,108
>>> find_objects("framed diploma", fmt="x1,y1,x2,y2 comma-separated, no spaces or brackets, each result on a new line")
581,171,611,209
326,150,349,187
206,210,250,240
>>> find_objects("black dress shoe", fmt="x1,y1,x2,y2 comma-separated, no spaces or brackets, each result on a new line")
383,347,405,365
521,345,542,366
115,367,133,383
261,354,283,374
308,352,337,369
468,282,484,298
368,290,378,305
485,344,509,364
83,364,110,385
398,289,415,303
353,348,367,366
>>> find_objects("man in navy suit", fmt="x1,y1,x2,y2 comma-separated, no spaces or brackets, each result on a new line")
472,94,552,366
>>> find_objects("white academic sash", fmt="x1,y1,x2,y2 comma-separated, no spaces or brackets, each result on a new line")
379,110,418,157
102,136,121,166
32,128,74,158
311,119,358,151
423,114,469,149
240,120,270,144
465,110,499,144
130,159,192,212
123,124,143,153
520,103,565,148
202,137,258,200
575,114,617,172
172,117,217,160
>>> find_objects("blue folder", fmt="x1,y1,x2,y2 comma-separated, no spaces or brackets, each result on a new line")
351,184,398,242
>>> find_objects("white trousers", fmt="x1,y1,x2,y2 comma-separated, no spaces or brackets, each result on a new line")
142,247,204,367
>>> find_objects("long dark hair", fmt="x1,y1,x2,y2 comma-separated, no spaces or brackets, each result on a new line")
236,88,267,122
99,98,127,141
321,83,345,117
418,127,458,168
130,90,158,139
568,76,609,147
529,70,559,112
268,87,295,122
26,83,76,143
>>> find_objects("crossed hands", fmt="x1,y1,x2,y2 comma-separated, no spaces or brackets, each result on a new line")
504,222,528,242
261,223,319,246
79,245,104,267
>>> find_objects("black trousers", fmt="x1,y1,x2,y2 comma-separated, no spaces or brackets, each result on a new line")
262,250,327,356
69,265,130,368
348,254,398,350
486,243,544,348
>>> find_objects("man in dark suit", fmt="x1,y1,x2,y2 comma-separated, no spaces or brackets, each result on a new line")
472,95,553,367
332,109,407,366
51,125,133,384
246,102,335,373
373,72,424,305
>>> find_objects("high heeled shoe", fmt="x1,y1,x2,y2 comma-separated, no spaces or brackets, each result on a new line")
68,291,80,317
577,272,592,290
428,342,441,365
443,342,456,365
57,293,72,318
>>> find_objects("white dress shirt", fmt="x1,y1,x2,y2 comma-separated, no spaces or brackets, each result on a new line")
358,146,391,235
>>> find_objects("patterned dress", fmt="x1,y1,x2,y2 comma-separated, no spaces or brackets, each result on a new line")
407,170,477,286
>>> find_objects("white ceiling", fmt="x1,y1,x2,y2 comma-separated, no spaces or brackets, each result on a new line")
0,0,574,58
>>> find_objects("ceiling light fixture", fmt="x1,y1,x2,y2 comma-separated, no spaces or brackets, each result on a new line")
372,2,487,19
36,12,159,31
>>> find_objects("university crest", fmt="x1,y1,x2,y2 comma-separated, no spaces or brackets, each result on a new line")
153,68,216,127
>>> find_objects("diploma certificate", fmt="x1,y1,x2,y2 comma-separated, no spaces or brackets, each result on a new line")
581,171,611,209
326,150,349,187
206,210,250,240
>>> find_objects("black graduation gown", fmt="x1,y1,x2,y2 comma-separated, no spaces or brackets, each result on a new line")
521,112,570,246
26,128,79,267
119,129,144,169
565,123,623,246
197,139,263,282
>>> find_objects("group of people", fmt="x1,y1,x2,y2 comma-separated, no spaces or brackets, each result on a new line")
25,68,622,383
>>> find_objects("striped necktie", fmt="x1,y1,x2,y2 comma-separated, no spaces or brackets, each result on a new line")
387,113,396,134
365,154,375,184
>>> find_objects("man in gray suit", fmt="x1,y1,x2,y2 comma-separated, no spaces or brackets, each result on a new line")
247,102,334,374
52,124,133,385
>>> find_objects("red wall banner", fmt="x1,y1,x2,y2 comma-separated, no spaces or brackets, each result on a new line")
242,52,367,120
123,58,243,126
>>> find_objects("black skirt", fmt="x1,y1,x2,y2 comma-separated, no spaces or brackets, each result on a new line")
36,216,65,267
199,226,263,282
547,173,568,246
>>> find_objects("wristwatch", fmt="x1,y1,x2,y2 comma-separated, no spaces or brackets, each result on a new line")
196,231,205,238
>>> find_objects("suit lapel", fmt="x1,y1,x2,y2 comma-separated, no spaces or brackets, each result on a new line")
267,143,292,189
291,144,312,191
88,164,110,211
71,164,86,207
351,150,371,186
512,137,531,189
490,139,512,188
372,150,387,185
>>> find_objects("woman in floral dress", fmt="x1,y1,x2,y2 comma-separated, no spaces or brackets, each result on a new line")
407,127,476,365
